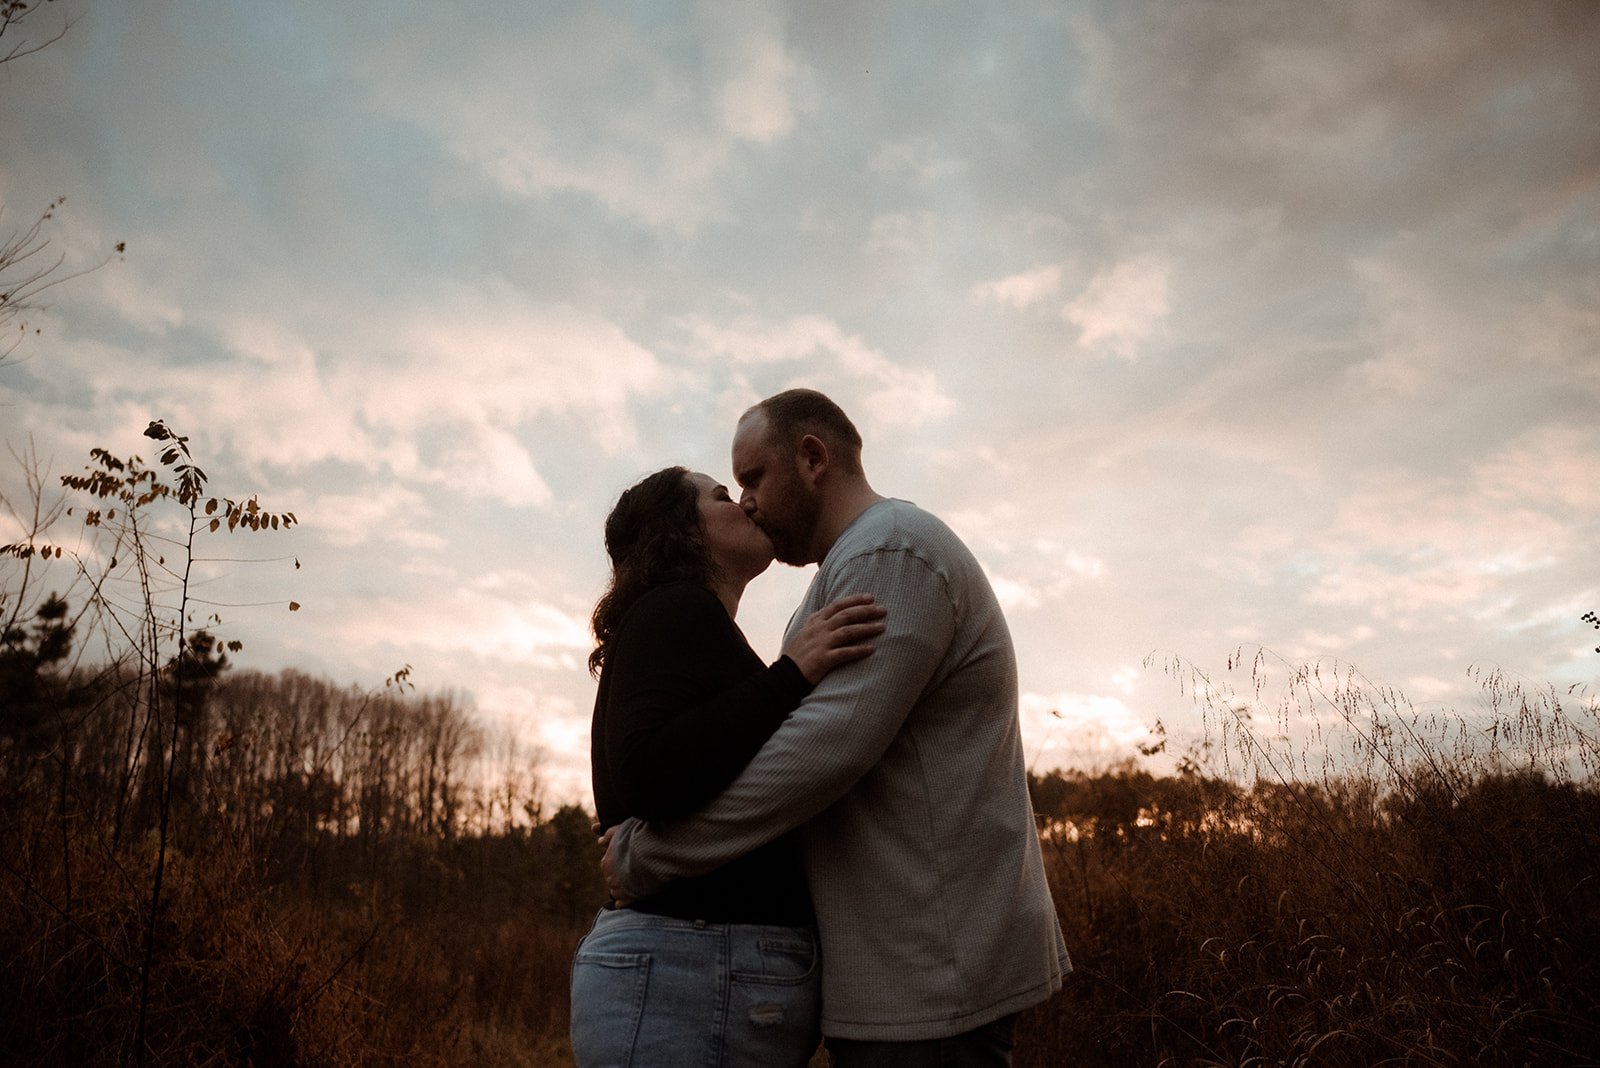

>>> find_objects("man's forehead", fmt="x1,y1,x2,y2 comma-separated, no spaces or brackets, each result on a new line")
731,412,773,454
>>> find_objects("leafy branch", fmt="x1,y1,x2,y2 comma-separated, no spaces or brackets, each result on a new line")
4,420,300,1065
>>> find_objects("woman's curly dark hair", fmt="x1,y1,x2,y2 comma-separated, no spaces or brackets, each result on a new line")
588,466,716,676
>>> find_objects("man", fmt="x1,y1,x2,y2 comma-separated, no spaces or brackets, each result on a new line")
605,389,1069,1064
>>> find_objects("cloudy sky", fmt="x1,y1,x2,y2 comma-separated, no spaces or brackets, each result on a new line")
3,1,1597,804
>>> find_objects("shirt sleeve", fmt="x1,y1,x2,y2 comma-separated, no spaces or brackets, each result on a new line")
603,584,814,822
610,548,956,898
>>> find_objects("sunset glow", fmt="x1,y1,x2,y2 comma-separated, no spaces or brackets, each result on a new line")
3,2,1596,805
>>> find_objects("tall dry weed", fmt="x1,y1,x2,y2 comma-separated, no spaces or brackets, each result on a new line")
1018,651,1600,1065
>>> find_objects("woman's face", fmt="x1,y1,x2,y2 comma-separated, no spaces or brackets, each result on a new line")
687,471,774,583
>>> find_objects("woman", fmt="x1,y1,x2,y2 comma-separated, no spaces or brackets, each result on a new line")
569,466,884,1067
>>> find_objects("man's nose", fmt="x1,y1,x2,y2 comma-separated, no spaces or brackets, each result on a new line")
740,491,756,515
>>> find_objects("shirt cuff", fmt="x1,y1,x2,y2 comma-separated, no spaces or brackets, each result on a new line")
770,654,816,701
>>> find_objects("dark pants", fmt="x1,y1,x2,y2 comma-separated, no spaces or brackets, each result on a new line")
825,1013,1018,1067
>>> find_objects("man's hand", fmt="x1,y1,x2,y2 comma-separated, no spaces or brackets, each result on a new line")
599,825,634,907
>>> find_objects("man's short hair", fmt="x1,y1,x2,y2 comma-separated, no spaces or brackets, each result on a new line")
747,389,863,474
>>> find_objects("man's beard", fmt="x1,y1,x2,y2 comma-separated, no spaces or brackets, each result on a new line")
763,484,822,566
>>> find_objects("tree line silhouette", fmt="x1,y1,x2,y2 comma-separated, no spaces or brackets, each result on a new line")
2,604,610,1063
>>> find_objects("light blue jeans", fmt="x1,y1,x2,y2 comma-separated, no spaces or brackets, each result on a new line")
569,908,822,1067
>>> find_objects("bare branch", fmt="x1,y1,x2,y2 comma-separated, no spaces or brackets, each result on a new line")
0,1,74,68
0,199,126,366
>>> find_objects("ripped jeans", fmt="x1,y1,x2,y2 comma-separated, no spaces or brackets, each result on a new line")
569,908,822,1068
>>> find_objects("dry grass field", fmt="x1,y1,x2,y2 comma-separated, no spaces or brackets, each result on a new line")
3,649,1597,1065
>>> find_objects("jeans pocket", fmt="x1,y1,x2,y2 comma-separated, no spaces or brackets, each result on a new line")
570,951,651,1067
727,943,821,1068
734,935,818,986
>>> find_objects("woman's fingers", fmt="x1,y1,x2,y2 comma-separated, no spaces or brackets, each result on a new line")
830,643,876,663
820,598,886,631
832,619,885,643
787,595,887,682
821,601,885,650
818,594,879,622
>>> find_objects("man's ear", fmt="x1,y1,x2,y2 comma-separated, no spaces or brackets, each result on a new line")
796,433,829,485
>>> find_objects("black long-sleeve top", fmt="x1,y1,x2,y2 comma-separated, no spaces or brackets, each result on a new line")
590,581,814,925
